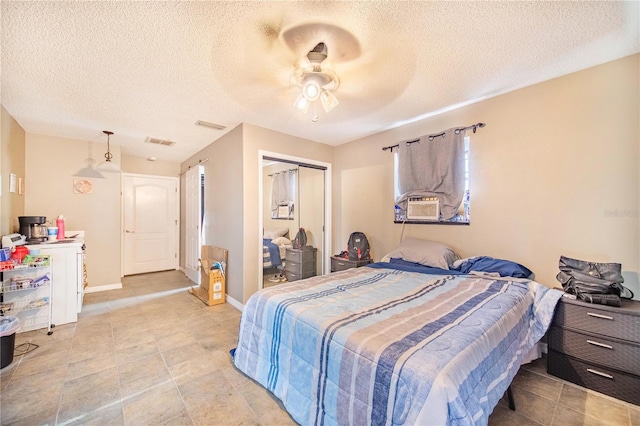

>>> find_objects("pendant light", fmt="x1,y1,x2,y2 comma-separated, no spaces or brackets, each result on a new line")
73,141,106,179
96,130,121,173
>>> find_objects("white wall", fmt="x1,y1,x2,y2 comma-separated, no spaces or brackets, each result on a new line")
334,54,639,298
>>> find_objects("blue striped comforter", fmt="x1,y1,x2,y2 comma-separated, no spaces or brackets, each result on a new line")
263,238,282,268
234,264,562,425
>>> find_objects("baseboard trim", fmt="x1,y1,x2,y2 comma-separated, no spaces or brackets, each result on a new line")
85,283,123,293
226,295,244,312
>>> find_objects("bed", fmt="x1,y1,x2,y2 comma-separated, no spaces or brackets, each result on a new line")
234,238,563,425
263,229,293,269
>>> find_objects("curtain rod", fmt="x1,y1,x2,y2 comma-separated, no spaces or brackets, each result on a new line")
268,168,298,177
382,122,486,152
179,158,209,175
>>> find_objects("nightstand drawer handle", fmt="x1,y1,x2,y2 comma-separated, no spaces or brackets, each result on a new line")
586,340,613,349
587,368,613,379
587,312,613,320
337,262,345,266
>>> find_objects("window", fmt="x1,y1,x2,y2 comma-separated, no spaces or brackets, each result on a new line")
394,136,470,224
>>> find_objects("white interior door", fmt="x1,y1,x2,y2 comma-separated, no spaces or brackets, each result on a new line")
185,165,203,284
123,174,179,275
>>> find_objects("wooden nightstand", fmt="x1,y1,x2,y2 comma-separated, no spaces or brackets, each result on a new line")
330,256,372,272
547,296,640,405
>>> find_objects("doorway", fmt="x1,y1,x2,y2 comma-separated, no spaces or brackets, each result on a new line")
184,165,204,284
258,151,331,290
122,174,179,275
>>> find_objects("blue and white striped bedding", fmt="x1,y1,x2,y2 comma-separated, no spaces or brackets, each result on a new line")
234,264,563,425
263,238,282,268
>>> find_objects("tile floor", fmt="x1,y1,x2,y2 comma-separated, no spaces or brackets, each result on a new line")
1,270,639,425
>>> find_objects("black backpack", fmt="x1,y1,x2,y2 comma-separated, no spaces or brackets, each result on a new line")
347,232,370,261
292,228,307,249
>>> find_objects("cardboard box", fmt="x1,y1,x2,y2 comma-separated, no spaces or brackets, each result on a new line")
190,245,228,306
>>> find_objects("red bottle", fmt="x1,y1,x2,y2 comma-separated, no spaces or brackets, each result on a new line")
56,217,65,240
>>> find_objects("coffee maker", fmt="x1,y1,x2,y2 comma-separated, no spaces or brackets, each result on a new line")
18,216,48,243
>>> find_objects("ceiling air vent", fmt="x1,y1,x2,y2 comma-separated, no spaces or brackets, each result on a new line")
145,137,176,147
195,120,226,130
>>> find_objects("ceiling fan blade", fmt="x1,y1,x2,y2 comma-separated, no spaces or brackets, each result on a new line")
332,43,417,113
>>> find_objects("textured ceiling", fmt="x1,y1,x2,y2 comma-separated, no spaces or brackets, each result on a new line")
1,1,638,162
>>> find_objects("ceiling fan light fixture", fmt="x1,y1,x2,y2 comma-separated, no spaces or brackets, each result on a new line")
291,42,341,117
320,90,339,112
302,80,321,101
294,94,311,113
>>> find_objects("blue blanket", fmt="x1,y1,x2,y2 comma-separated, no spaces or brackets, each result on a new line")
263,238,282,268
234,263,562,425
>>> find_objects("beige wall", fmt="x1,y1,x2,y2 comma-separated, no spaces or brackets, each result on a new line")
121,155,180,177
0,106,26,235
334,54,640,299
25,133,123,287
25,137,178,289
181,124,245,302
182,123,334,305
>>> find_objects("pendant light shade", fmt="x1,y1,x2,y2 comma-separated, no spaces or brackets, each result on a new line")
96,130,122,173
73,141,106,179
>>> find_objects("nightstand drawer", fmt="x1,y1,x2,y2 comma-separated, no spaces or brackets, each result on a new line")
552,299,640,342
285,260,315,275
331,257,372,272
286,248,317,263
548,325,640,375
285,270,314,282
548,350,640,406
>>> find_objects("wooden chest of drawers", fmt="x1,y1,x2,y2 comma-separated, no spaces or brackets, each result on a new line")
547,297,640,405
285,248,317,282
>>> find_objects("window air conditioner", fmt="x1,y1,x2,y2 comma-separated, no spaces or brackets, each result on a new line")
407,198,439,220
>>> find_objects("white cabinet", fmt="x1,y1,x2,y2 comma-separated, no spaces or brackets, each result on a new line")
0,255,53,334
26,242,84,326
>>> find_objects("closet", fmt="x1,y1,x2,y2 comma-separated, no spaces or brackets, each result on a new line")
261,156,328,288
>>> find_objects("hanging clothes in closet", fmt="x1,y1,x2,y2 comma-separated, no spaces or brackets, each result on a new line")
270,169,297,218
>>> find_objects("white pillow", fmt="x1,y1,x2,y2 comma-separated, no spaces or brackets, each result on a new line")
264,228,289,239
383,237,460,270
271,236,291,246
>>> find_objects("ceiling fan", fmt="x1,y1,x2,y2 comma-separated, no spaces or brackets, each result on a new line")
211,21,414,119
290,42,340,114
